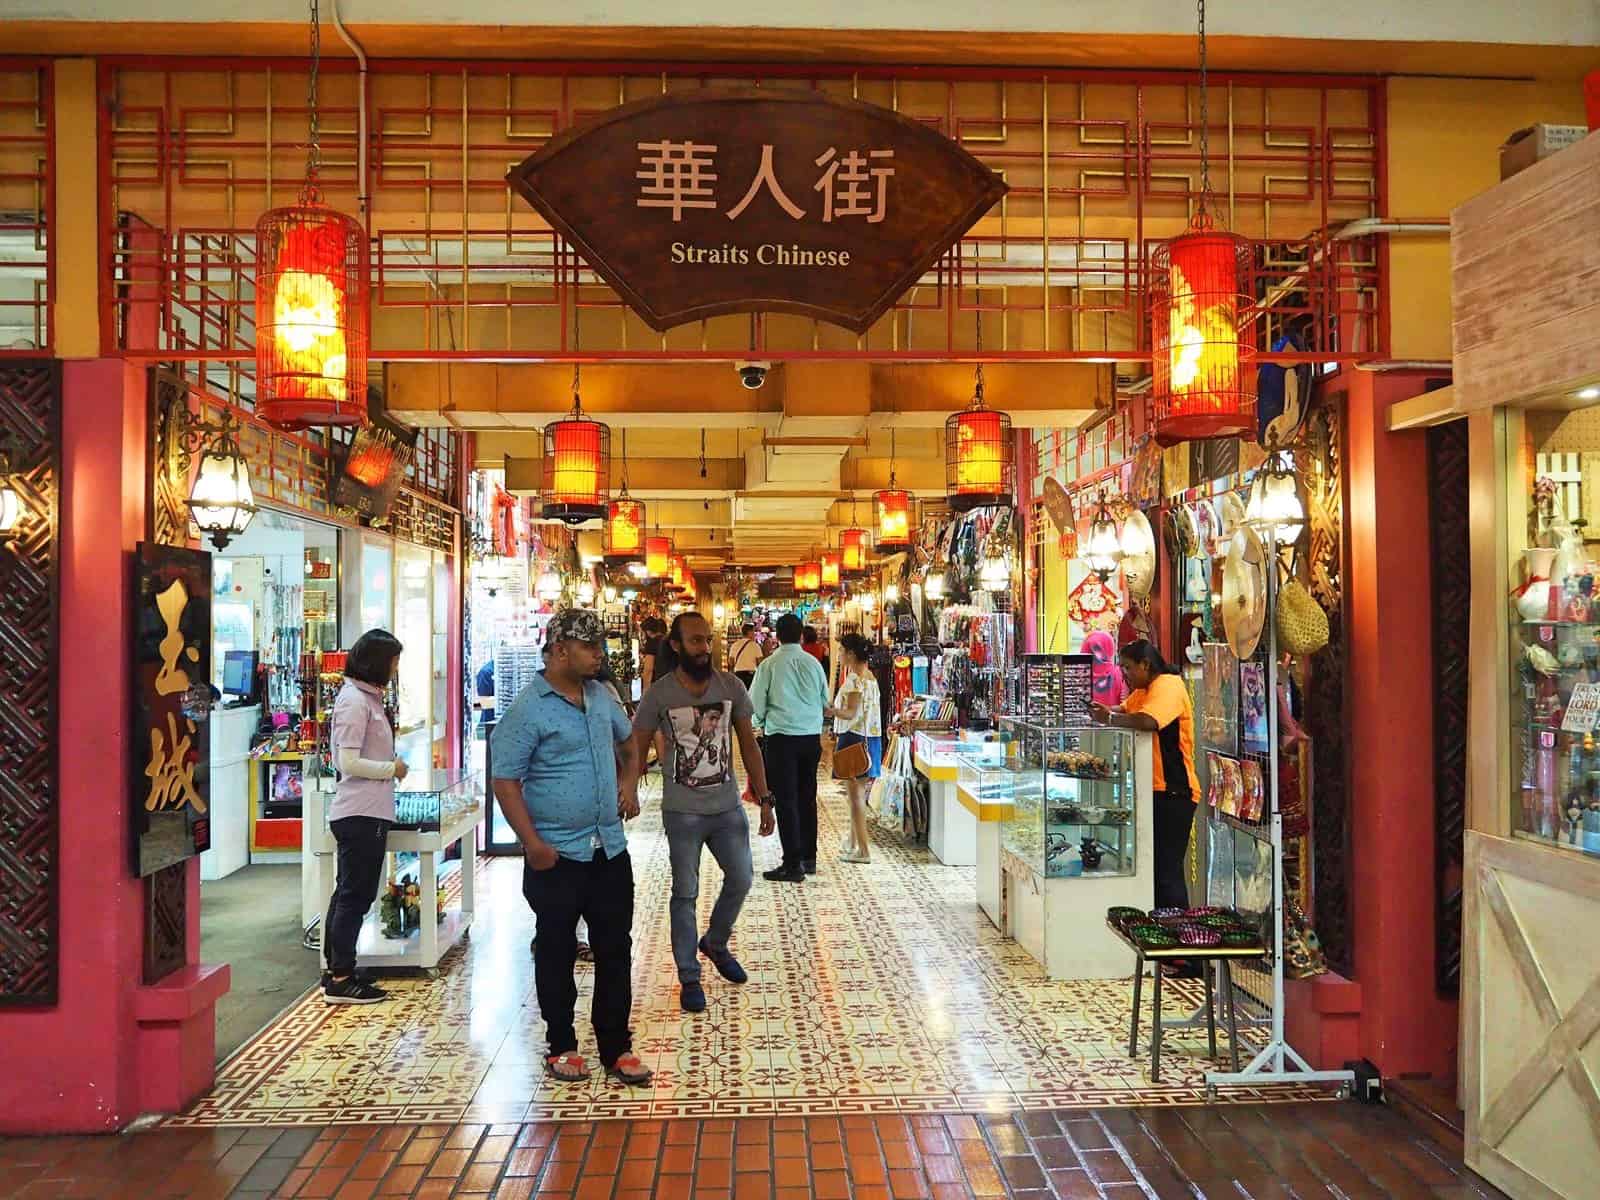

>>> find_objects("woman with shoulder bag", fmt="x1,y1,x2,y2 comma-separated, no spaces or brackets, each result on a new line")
825,633,882,864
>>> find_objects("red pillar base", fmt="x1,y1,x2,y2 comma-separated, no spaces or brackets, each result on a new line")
133,964,232,1115
1286,970,1364,1070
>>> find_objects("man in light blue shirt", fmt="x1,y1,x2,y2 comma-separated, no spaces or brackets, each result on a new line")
750,613,829,881
491,609,650,1088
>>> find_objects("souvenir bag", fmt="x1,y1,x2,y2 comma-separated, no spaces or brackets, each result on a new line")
1276,579,1330,656
876,735,909,831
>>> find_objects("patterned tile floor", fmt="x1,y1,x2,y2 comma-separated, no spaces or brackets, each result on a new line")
170,775,1327,1128
1,1104,1504,1198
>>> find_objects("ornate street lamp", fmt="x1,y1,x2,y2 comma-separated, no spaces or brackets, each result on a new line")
1245,450,1307,548
183,407,259,551
1083,494,1124,581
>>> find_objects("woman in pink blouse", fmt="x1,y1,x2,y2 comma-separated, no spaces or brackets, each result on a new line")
323,629,407,1005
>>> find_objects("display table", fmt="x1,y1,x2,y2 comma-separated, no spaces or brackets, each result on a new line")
916,730,1004,867
963,721,1155,979
308,768,482,974
954,782,1014,928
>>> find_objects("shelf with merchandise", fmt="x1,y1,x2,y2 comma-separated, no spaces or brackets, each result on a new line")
993,719,1138,879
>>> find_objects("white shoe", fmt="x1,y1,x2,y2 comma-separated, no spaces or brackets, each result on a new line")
839,846,870,864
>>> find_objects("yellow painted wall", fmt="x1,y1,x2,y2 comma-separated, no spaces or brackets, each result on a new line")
1386,77,1587,362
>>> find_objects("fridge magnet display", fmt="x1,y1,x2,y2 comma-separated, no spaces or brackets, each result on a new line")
1201,642,1238,753
131,541,214,877
1239,661,1270,753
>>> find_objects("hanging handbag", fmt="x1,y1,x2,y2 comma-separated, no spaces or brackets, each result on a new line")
832,738,871,780
1276,580,1330,656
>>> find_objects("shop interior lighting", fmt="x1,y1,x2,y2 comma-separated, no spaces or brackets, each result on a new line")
577,580,596,605
0,446,20,535
535,570,563,600
183,409,259,552
1245,450,1307,547
1578,387,1600,402
602,584,618,603
884,582,901,603
924,570,947,600
858,591,876,611
979,549,1011,592
1083,495,1124,580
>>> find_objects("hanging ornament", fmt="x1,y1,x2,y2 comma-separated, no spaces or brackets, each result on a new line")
874,427,914,550
820,551,842,590
541,299,610,524
645,535,673,580
796,560,821,592
1149,0,1256,447
604,432,645,563
256,0,368,429
841,525,870,574
946,261,1014,510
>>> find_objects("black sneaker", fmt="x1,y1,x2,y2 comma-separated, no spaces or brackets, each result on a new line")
763,865,805,883
699,937,748,984
680,981,707,1012
323,975,388,1005
801,859,817,875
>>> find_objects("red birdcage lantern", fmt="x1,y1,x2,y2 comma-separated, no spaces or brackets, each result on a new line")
604,496,645,563
1148,223,1257,446
820,551,841,590
841,527,870,574
945,371,1014,511
645,535,672,579
796,560,821,592
255,199,370,429
669,555,689,594
874,489,912,550
541,403,610,525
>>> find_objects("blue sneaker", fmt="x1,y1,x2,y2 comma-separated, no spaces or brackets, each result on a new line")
680,981,707,1012
698,937,748,984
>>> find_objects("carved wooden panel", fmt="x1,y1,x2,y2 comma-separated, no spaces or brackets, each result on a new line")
143,861,187,984
148,369,192,548
1428,419,1470,996
0,362,61,1006
1302,391,1352,976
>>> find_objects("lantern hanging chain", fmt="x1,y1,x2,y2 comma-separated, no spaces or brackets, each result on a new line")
972,247,986,407
304,0,322,200
619,427,628,493
1195,0,1214,223
570,273,583,416
889,426,897,489
700,429,708,479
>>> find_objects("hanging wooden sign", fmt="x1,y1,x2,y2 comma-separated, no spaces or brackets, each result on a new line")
507,88,1008,333
1042,477,1073,534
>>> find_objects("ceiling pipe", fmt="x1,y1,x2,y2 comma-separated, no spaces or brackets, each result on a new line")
1355,360,1452,372
328,0,369,221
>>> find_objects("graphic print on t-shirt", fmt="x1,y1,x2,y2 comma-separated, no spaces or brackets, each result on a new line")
668,700,734,790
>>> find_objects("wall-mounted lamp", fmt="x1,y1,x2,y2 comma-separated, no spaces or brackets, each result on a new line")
0,444,21,536
180,407,258,551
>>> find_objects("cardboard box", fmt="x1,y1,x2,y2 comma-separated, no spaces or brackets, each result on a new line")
1500,124,1589,180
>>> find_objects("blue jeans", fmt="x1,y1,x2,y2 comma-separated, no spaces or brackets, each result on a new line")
662,805,754,983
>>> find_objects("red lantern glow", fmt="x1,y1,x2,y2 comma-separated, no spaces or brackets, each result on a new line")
542,415,609,523
874,489,912,549
945,402,1014,511
604,497,645,562
820,551,841,589
255,202,370,429
796,561,821,592
841,528,870,574
1149,225,1257,445
670,555,689,593
645,536,672,579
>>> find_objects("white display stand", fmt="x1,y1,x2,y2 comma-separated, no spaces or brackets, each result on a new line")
308,792,482,974
200,704,260,881
955,786,1013,927
998,732,1154,980
916,743,977,866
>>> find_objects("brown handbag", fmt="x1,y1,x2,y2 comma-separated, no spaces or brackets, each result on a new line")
832,738,871,780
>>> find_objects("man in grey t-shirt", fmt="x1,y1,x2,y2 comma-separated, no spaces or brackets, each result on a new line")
631,611,774,1013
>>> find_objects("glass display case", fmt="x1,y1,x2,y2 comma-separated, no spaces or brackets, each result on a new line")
997,719,1136,878
324,766,481,832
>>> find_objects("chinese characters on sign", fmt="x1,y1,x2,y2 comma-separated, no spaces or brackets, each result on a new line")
507,87,1008,332
132,542,213,876
638,140,895,224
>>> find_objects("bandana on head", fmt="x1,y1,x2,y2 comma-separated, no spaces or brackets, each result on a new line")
548,608,605,646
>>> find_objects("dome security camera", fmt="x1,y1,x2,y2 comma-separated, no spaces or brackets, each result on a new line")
735,360,771,390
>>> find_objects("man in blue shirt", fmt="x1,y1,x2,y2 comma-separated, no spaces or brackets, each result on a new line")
750,613,830,882
491,609,649,1087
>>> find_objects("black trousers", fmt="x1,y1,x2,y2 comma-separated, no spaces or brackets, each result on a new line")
325,815,391,976
1153,789,1198,911
734,670,756,690
764,733,821,867
522,849,635,1066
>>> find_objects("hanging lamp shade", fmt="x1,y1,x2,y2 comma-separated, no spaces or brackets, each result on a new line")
796,560,821,592
541,410,610,525
669,554,689,594
1149,223,1257,446
645,535,673,579
874,489,913,550
604,496,646,563
820,551,841,590
946,399,1014,511
186,435,259,551
255,200,370,429
841,527,870,574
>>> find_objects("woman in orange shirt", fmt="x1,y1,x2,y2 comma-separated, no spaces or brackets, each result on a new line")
1090,639,1200,914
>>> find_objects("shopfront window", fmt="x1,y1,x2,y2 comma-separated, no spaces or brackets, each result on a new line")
1510,408,1600,856
395,543,432,738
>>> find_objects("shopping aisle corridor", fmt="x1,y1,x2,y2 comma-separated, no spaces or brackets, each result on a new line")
172,772,1322,1128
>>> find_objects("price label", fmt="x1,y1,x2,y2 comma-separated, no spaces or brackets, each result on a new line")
1562,682,1600,733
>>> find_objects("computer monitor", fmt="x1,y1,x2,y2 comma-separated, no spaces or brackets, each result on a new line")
222,650,258,699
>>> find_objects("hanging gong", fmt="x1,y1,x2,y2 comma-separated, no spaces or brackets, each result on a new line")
1120,508,1157,601
1221,525,1268,660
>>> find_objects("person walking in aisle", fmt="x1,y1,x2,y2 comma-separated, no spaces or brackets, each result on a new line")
750,613,829,882
826,633,883,864
727,622,765,690
323,629,407,1004
632,612,775,1012
491,609,651,1086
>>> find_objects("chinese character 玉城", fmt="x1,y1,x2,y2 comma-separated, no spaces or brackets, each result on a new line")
636,139,720,222
727,144,806,222
813,148,895,223
146,710,207,813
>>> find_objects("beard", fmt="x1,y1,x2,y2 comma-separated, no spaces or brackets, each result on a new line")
680,652,713,681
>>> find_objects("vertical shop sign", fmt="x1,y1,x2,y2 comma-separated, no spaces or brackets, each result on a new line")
131,542,213,876
508,88,1007,333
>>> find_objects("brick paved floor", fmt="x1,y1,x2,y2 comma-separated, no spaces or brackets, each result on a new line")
0,1102,1504,1199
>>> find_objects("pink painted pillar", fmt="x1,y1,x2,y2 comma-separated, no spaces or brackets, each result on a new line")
0,360,227,1133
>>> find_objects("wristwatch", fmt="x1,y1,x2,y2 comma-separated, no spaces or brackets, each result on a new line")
758,793,775,806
